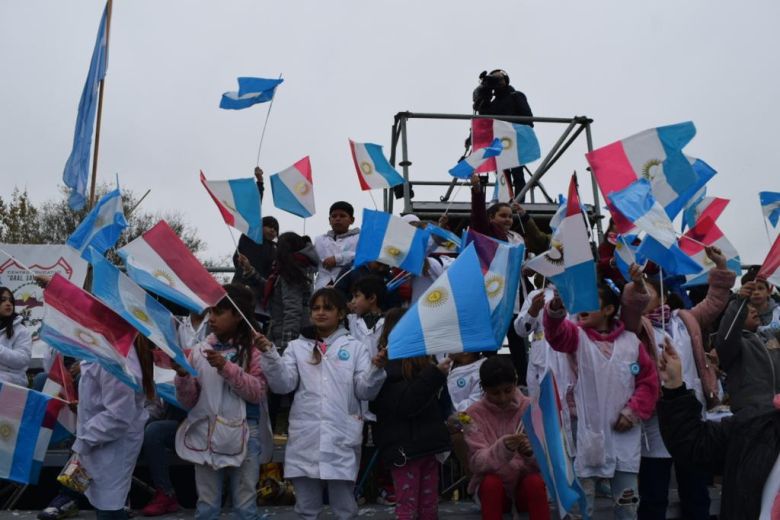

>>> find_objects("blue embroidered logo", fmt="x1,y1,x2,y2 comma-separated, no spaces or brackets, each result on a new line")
629,362,640,375
456,377,467,388
338,349,350,361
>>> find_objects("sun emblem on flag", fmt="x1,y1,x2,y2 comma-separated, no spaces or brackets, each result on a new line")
641,159,662,182
444,240,457,251
500,136,513,150
423,287,449,308
131,307,150,323
384,246,403,258
75,328,98,347
485,275,505,298
360,162,373,175
546,242,565,266
0,422,14,441
153,270,175,287
295,181,310,195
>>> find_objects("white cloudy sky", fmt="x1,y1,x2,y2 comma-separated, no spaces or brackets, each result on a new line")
1,0,779,265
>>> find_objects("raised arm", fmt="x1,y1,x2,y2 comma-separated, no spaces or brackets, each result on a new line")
542,296,580,354
688,247,736,328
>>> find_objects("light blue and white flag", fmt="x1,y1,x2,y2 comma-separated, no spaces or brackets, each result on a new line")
200,171,263,244
549,194,567,236
760,191,780,228
679,157,717,231
387,244,497,359
449,138,503,179
220,77,283,110
0,383,51,485
354,209,429,276
609,179,678,248
613,234,645,282
426,224,462,254
62,5,109,210
472,118,541,173
349,140,405,190
270,156,315,218
66,187,127,260
89,249,196,376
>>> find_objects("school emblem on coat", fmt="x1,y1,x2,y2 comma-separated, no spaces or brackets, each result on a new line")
456,377,467,388
384,246,403,258
423,288,449,308
295,181,310,195
131,306,150,323
629,362,640,375
360,162,373,175
641,159,662,182
338,349,350,361
485,274,505,299
500,136,513,150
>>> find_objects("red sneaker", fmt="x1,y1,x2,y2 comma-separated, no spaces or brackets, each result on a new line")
141,489,180,517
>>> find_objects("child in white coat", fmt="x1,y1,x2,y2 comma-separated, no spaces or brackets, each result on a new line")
258,287,387,519
0,286,32,386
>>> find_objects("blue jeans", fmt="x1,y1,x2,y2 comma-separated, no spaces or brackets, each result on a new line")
638,457,710,520
142,420,179,494
95,510,127,520
582,471,639,520
194,422,260,520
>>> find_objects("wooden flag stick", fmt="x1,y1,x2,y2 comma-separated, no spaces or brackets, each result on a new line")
88,0,114,210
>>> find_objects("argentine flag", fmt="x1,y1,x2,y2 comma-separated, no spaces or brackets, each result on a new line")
220,77,283,110
388,244,498,359
270,156,315,218
678,218,741,287
349,140,404,190
472,118,541,174
354,209,429,276
89,249,196,376
449,138,503,179
760,191,780,228
200,171,263,244
66,187,128,260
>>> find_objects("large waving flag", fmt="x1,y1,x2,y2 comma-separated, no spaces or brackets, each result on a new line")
220,77,283,110
387,244,497,359
270,157,315,218
758,234,780,286
525,175,599,314
586,122,698,231
89,249,196,376
40,274,140,390
449,138,502,179
200,171,263,244
41,354,78,446
472,118,541,173
349,140,404,190
682,196,729,232
522,373,589,520
0,383,52,485
465,230,524,346
66,187,127,260
118,221,226,314
679,217,741,287
354,209,429,276
62,5,109,210
760,191,780,228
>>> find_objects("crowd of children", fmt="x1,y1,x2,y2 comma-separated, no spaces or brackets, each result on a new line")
3,164,777,520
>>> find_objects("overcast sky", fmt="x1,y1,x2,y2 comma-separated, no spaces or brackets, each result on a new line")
2,1,779,265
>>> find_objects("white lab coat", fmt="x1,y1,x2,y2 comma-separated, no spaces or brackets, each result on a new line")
313,229,360,289
0,316,32,386
260,327,386,481
73,349,148,511
447,358,485,412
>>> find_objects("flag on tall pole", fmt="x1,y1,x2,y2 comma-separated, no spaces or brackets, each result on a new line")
219,77,283,110
62,3,110,211
66,185,127,259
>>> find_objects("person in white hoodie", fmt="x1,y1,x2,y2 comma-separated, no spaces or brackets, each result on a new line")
314,202,361,290
0,286,31,386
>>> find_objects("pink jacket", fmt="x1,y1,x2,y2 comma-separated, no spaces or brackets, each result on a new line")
463,389,539,495
175,338,267,408
621,268,735,408
543,311,660,420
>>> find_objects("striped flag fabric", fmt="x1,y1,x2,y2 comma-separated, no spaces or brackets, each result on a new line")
609,179,678,248
0,383,52,485
349,140,404,190
471,118,541,173
426,224,462,255
679,157,718,231
586,122,698,231
679,217,741,287
758,234,780,286
613,234,645,283
220,77,283,110
40,274,140,390
270,156,315,218
682,196,729,232
522,372,589,519
525,174,599,314
387,244,497,359
41,354,77,446
464,230,525,346
449,138,502,179
760,191,780,228
66,187,127,260
353,209,430,276
200,171,263,244
118,221,226,314
491,170,514,203
89,248,196,376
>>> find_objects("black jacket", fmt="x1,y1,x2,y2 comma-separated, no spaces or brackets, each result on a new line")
477,85,534,127
370,361,451,466
658,385,780,519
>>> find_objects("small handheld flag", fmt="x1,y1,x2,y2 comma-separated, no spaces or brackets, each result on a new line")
449,138,502,179
0,383,52,484
270,157,315,218
66,187,127,260
760,191,780,228
349,140,404,190
609,179,678,248
200,171,263,244
220,77,283,110
758,234,780,286
353,209,429,276
678,217,741,287
682,195,729,232
471,118,541,173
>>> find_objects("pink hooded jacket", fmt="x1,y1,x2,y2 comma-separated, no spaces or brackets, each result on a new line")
463,389,539,495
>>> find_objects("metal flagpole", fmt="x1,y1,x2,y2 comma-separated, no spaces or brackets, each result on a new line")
88,0,113,210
